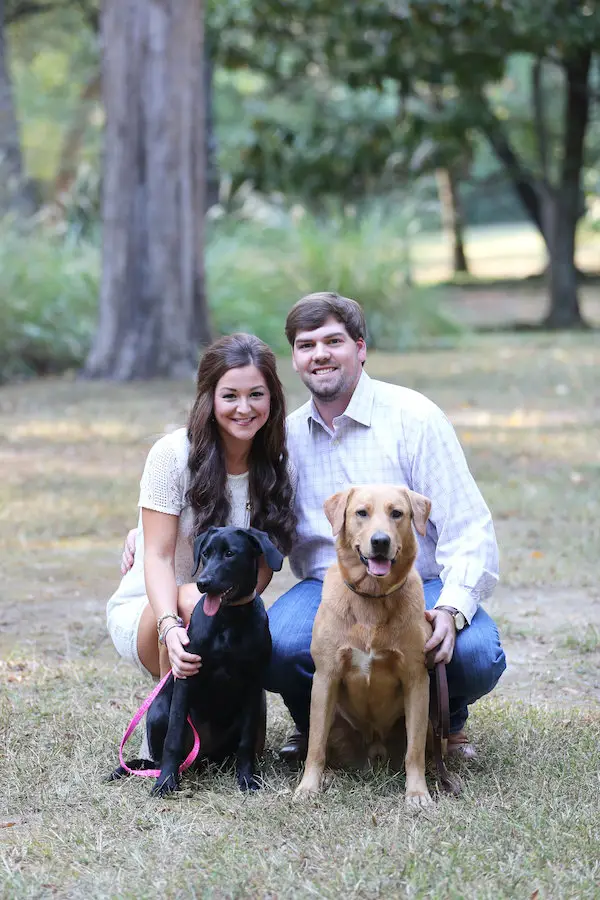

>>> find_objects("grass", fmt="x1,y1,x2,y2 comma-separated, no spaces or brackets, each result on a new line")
2,665,599,900
1,324,600,897
562,627,600,655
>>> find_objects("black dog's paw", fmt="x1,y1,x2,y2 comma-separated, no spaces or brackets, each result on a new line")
238,772,261,792
105,759,154,783
151,772,180,797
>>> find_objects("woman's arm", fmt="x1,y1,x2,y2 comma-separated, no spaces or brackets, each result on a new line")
143,508,201,679
256,556,274,596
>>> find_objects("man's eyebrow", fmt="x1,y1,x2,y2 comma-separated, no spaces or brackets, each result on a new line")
295,332,346,343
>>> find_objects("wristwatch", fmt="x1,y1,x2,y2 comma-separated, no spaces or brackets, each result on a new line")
437,606,467,631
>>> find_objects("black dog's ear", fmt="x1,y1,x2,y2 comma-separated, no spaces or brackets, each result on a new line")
192,527,219,577
245,528,284,572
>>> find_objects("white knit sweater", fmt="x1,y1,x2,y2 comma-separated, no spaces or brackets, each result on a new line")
119,428,250,591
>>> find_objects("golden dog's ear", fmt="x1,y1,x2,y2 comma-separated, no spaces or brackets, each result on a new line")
323,489,352,537
407,490,431,537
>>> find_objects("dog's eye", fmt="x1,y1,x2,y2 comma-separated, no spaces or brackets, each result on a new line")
356,509,368,518
390,510,404,520
224,549,235,558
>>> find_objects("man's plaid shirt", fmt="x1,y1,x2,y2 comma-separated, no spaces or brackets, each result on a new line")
286,370,499,623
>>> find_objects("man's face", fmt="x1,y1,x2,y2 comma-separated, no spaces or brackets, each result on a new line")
291,316,366,403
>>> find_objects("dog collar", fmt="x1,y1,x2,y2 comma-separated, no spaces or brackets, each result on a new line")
227,590,257,607
343,578,407,599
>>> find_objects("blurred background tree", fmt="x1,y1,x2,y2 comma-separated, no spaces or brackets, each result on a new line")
84,0,210,379
1,0,599,380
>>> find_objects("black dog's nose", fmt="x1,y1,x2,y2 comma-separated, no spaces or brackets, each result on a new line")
196,577,210,592
370,531,391,555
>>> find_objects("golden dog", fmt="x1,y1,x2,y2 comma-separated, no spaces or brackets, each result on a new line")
295,485,434,809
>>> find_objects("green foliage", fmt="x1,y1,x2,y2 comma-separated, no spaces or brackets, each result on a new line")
216,71,407,204
0,221,99,382
0,206,465,382
8,1,101,190
208,205,463,352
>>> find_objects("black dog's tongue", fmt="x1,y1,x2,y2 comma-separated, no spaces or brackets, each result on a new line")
203,593,221,617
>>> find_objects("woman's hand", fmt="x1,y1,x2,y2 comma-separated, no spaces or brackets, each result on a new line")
120,528,138,574
165,625,202,679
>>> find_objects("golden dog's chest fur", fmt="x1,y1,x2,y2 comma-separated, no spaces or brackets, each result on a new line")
321,567,431,761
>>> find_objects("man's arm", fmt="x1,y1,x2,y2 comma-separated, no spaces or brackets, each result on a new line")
408,403,499,625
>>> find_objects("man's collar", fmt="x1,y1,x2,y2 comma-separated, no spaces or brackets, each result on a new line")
306,370,374,430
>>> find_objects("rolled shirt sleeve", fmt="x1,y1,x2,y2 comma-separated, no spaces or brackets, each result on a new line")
407,404,499,624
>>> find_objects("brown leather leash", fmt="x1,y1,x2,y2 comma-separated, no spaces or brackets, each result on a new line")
429,662,462,796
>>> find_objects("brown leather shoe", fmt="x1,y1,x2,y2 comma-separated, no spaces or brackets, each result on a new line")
278,730,307,762
447,730,477,761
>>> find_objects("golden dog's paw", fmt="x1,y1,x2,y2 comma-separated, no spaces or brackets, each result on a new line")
405,790,433,811
293,786,319,801
293,777,322,800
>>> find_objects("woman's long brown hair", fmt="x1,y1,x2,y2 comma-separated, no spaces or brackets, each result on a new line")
186,333,296,555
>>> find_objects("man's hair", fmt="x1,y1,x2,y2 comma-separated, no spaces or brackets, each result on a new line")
285,291,367,346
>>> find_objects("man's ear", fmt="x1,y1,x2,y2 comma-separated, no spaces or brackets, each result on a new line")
357,337,367,364
323,489,352,537
192,527,219,576
406,490,431,537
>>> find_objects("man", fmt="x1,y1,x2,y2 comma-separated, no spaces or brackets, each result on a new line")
264,291,506,761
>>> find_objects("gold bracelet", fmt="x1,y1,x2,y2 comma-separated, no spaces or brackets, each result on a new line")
156,612,182,635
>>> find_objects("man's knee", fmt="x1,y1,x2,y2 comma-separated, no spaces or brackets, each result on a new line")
473,642,506,697
453,621,507,699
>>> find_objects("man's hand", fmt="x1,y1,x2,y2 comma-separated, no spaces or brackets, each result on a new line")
424,608,456,665
120,528,138,574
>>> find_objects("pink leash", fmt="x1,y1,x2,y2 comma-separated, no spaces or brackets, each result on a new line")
119,670,201,778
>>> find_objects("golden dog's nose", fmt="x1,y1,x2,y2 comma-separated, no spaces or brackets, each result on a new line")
370,531,391,555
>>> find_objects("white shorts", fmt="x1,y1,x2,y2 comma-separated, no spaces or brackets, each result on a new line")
106,564,152,676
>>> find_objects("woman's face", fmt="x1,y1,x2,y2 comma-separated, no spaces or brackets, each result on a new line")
213,365,271,446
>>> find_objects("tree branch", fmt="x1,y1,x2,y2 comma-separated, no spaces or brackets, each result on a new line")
532,57,549,183
468,89,545,238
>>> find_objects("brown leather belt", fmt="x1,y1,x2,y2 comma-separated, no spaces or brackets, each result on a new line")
429,662,462,795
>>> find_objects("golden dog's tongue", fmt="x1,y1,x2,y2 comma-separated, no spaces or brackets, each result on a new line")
368,558,392,577
203,594,221,616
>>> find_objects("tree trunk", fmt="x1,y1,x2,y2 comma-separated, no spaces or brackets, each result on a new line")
85,0,211,380
204,39,219,211
542,51,591,329
436,166,469,276
0,0,36,216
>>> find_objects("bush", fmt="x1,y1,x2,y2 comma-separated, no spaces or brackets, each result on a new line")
208,206,464,352
0,221,99,382
0,205,464,382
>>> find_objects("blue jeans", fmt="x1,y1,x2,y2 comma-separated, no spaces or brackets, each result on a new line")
265,577,506,735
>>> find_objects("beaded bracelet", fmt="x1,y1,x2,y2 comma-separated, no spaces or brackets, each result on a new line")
156,612,182,635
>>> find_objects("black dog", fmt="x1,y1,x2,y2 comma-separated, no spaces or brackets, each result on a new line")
110,526,282,796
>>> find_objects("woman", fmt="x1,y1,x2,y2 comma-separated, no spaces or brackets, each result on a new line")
107,333,296,682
